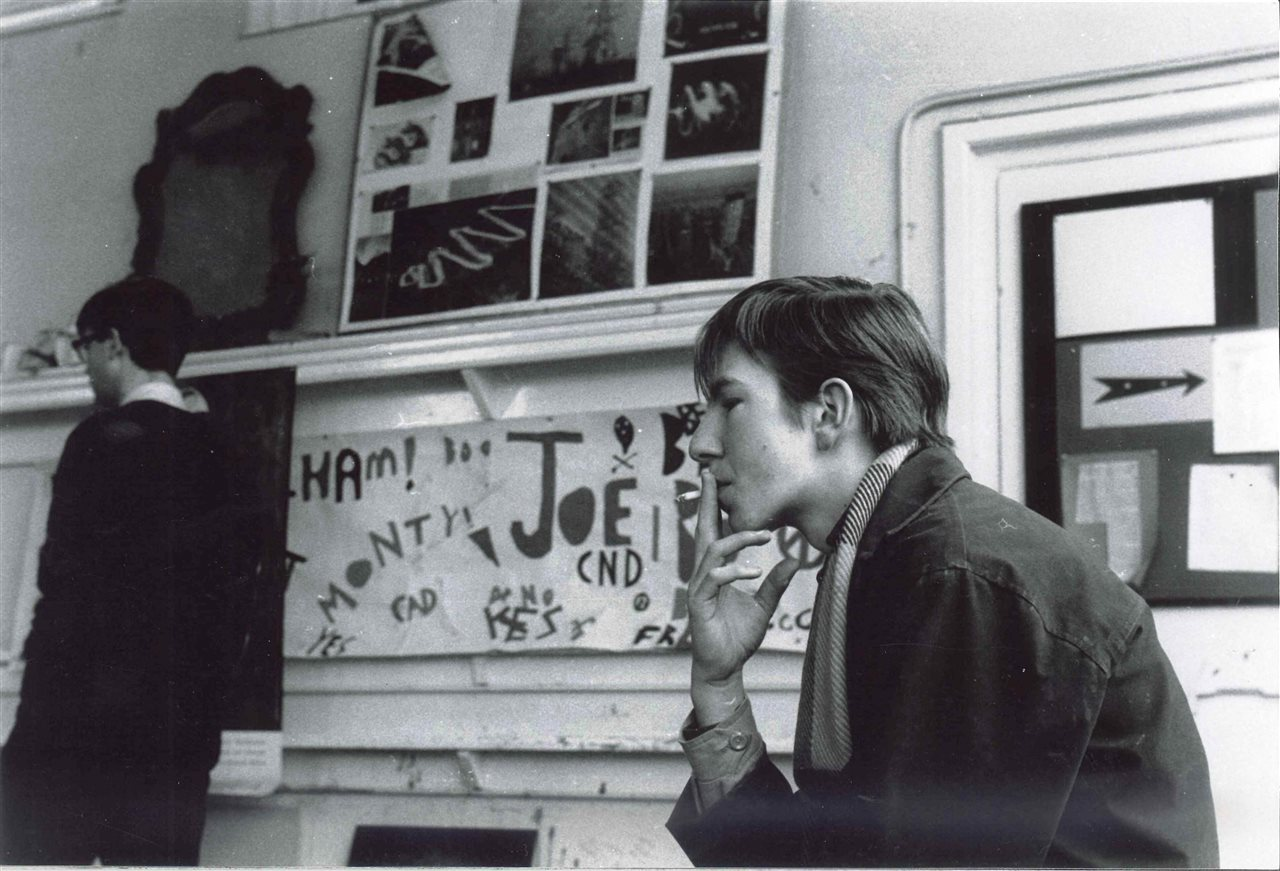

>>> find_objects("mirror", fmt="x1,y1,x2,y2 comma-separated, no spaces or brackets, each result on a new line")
131,66,314,352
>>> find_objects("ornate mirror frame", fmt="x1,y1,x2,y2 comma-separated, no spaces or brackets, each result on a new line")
132,66,315,351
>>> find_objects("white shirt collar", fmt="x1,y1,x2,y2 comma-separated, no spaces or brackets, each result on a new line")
121,381,187,410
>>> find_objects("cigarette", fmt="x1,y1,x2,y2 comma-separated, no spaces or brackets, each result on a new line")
676,490,702,504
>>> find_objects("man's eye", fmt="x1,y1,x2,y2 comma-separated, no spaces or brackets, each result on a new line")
723,398,742,411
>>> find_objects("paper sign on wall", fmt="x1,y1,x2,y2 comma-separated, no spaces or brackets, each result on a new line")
1212,329,1279,454
284,404,820,659
1060,451,1158,587
1187,464,1279,574
1080,335,1212,430
1053,198,1216,339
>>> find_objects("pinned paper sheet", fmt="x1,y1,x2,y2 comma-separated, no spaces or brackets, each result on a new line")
209,730,282,797
1212,329,1279,454
1060,451,1158,587
1187,464,1279,574
1053,199,1216,338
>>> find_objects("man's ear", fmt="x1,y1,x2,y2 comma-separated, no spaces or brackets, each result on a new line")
104,328,130,363
813,377,859,451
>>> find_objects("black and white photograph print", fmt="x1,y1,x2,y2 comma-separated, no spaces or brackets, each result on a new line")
665,52,767,159
348,233,394,323
380,185,537,320
648,164,757,285
371,185,409,213
547,96,612,165
364,117,433,173
665,0,770,56
614,89,649,122
450,96,496,162
509,0,642,102
540,170,640,299
612,126,641,153
373,13,451,106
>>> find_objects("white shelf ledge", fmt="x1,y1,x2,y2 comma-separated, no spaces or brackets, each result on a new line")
0,292,729,415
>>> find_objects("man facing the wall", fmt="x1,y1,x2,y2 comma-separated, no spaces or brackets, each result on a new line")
1,276,250,865
667,275,1217,867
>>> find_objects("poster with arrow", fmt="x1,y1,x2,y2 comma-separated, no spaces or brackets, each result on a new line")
1080,335,1212,430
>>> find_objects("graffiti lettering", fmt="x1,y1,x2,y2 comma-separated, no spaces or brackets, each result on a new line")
604,478,636,545
483,585,561,642
391,587,439,623
335,449,362,502
284,550,308,583
507,430,584,558
307,625,355,657
441,504,473,537
300,452,329,502
769,609,812,632
444,437,490,464
369,521,403,568
297,436,418,501
403,512,433,545
570,617,595,641
577,548,644,587
366,447,397,480
318,582,358,623
633,623,693,648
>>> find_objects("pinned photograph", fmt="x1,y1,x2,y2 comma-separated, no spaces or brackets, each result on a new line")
368,186,537,321
374,13,451,107
649,165,757,284
548,89,649,166
371,185,410,214
541,170,640,299
665,53,766,159
451,96,496,162
349,234,394,323
614,89,649,122
612,127,641,153
665,0,770,56
509,0,641,101
547,97,611,165
364,117,434,173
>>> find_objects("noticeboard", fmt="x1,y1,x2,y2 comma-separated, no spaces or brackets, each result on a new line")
1021,176,1278,603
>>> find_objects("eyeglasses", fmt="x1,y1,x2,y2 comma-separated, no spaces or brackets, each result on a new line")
71,331,108,360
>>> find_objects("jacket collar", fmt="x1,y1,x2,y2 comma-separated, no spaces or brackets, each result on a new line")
856,446,971,558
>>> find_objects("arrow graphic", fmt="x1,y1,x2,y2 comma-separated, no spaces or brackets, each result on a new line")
1095,370,1205,403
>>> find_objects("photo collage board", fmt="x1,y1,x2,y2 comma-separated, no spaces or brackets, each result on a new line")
342,0,783,332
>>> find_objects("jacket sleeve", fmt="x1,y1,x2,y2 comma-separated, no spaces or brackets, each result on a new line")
666,743,802,867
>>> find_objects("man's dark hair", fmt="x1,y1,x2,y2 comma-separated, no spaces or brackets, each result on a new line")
76,276,195,376
694,276,953,452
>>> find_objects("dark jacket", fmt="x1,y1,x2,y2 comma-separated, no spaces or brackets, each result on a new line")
668,447,1218,867
7,400,243,773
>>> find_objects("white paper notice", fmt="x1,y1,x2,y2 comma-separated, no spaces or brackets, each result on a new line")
209,730,282,797
1054,199,1216,338
1187,464,1279,574
1075,459,1144,583
1212,329,1279,454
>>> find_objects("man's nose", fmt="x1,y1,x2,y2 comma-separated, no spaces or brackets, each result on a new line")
688,419,719,464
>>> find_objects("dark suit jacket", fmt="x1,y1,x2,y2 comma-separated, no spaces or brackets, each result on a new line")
7,400,245,774
668,448,1218,868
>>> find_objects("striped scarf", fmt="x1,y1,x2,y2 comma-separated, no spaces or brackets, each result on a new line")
794,440,917,772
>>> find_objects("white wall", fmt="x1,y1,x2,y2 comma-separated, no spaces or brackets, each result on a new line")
2,1,1276,346
2,1,1277,866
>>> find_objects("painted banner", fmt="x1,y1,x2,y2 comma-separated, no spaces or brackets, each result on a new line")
284,403,822,659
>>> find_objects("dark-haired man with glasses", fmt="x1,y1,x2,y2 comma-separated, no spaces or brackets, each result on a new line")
2,276,241,865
